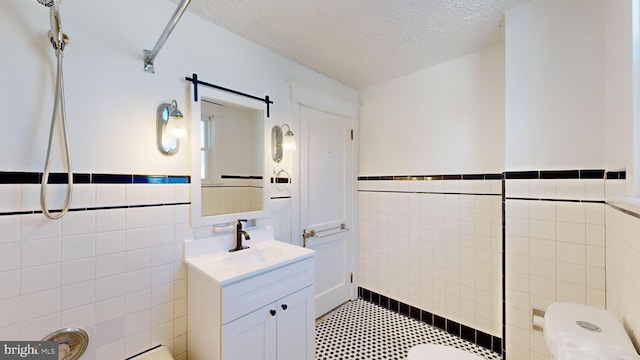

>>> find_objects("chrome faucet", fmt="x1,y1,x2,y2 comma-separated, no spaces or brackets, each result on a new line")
229,219,250,252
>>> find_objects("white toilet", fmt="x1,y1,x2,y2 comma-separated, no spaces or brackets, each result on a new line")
544,302,640,359
129,345,175,360
407,344,484,359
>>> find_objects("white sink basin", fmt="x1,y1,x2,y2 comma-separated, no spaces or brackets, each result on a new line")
184,240,314,286
222,247,283,266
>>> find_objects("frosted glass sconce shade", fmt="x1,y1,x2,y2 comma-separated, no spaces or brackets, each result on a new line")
283,126,296,151
271,123,295,163
157,99,187,155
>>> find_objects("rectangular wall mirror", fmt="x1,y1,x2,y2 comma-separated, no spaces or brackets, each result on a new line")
190,87,269,227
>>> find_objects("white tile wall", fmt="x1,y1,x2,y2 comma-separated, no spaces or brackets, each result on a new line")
0,183,190,360
505,178,606,360
271,197,294,244
358,180,503,337
606,203,640,352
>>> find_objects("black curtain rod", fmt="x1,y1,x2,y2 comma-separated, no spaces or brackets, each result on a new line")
185,73,273,117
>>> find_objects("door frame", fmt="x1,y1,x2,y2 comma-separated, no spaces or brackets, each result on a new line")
289,82,360,301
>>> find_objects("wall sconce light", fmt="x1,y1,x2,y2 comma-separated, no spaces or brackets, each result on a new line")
271,123,296,163
157,99,187,155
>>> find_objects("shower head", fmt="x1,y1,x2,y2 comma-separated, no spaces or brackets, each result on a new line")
37,0,67,51
37,0,58,7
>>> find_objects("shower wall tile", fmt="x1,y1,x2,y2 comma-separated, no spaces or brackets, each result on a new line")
21,213,60,241
0,247,18,272
125,310,150,336
21,288,60,321
0,270,20,300
95,275,124,302
0,216,20,244
95,338,124,360
61,303,95,330
96,184,126,207
126,184,153,206
126,228,152,250
152,206,175,227
126,207,153,229
95,296,125,325
21,314,60,342
0,184,20,212
71,184,97,209
125,330,150,357
96,231,125,256
0,297,20,329
20,184,41,212
96,252,125,278
0,182,190,360
174,184,190,203
61,281,95,310
153,264,175,287
126,269,151,293
96,208,126,233
61,234,95,261
21,237,60,267
151,184,175,204
21,263,60,295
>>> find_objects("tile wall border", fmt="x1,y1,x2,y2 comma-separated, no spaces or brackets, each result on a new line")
0,171,191,216
357,168,624,358
0,171,190,184
357,169,622,182
358,287,503,356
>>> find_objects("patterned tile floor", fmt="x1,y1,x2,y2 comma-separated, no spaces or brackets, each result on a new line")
315,299,501,360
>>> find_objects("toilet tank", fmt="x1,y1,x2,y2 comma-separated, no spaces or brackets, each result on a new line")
544,302,639,359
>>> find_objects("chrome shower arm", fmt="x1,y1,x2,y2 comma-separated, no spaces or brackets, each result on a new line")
143,0,191,73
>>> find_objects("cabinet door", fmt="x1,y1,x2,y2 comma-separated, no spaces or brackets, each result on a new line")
223,303,277,360
276,286,315,360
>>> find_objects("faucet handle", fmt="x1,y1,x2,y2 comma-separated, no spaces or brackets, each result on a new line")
237,219,248,228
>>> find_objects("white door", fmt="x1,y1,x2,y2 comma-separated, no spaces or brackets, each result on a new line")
299,104,355,317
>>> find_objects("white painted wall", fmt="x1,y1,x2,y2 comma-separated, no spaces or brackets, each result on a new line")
604,0,634,191
0,1,357,359
505,0,606,171
359,45,505,176
0,0,357,175
357,44,506,347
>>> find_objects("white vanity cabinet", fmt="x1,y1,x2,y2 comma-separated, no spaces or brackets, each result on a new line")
187,252,315,360
223,285,314,360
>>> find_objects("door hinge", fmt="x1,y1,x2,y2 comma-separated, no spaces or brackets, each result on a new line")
350,272,353,283
350,129,354,140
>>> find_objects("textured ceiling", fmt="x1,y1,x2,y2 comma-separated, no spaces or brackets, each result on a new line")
179,0,529,89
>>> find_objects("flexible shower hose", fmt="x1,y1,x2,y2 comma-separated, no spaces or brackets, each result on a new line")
40,47,72,219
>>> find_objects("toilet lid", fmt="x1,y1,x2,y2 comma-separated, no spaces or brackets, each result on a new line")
407,344,484,360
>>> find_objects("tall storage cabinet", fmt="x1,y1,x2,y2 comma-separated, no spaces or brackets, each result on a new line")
187,256,315,360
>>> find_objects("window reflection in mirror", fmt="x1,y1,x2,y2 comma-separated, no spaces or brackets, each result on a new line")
200,100,264,217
